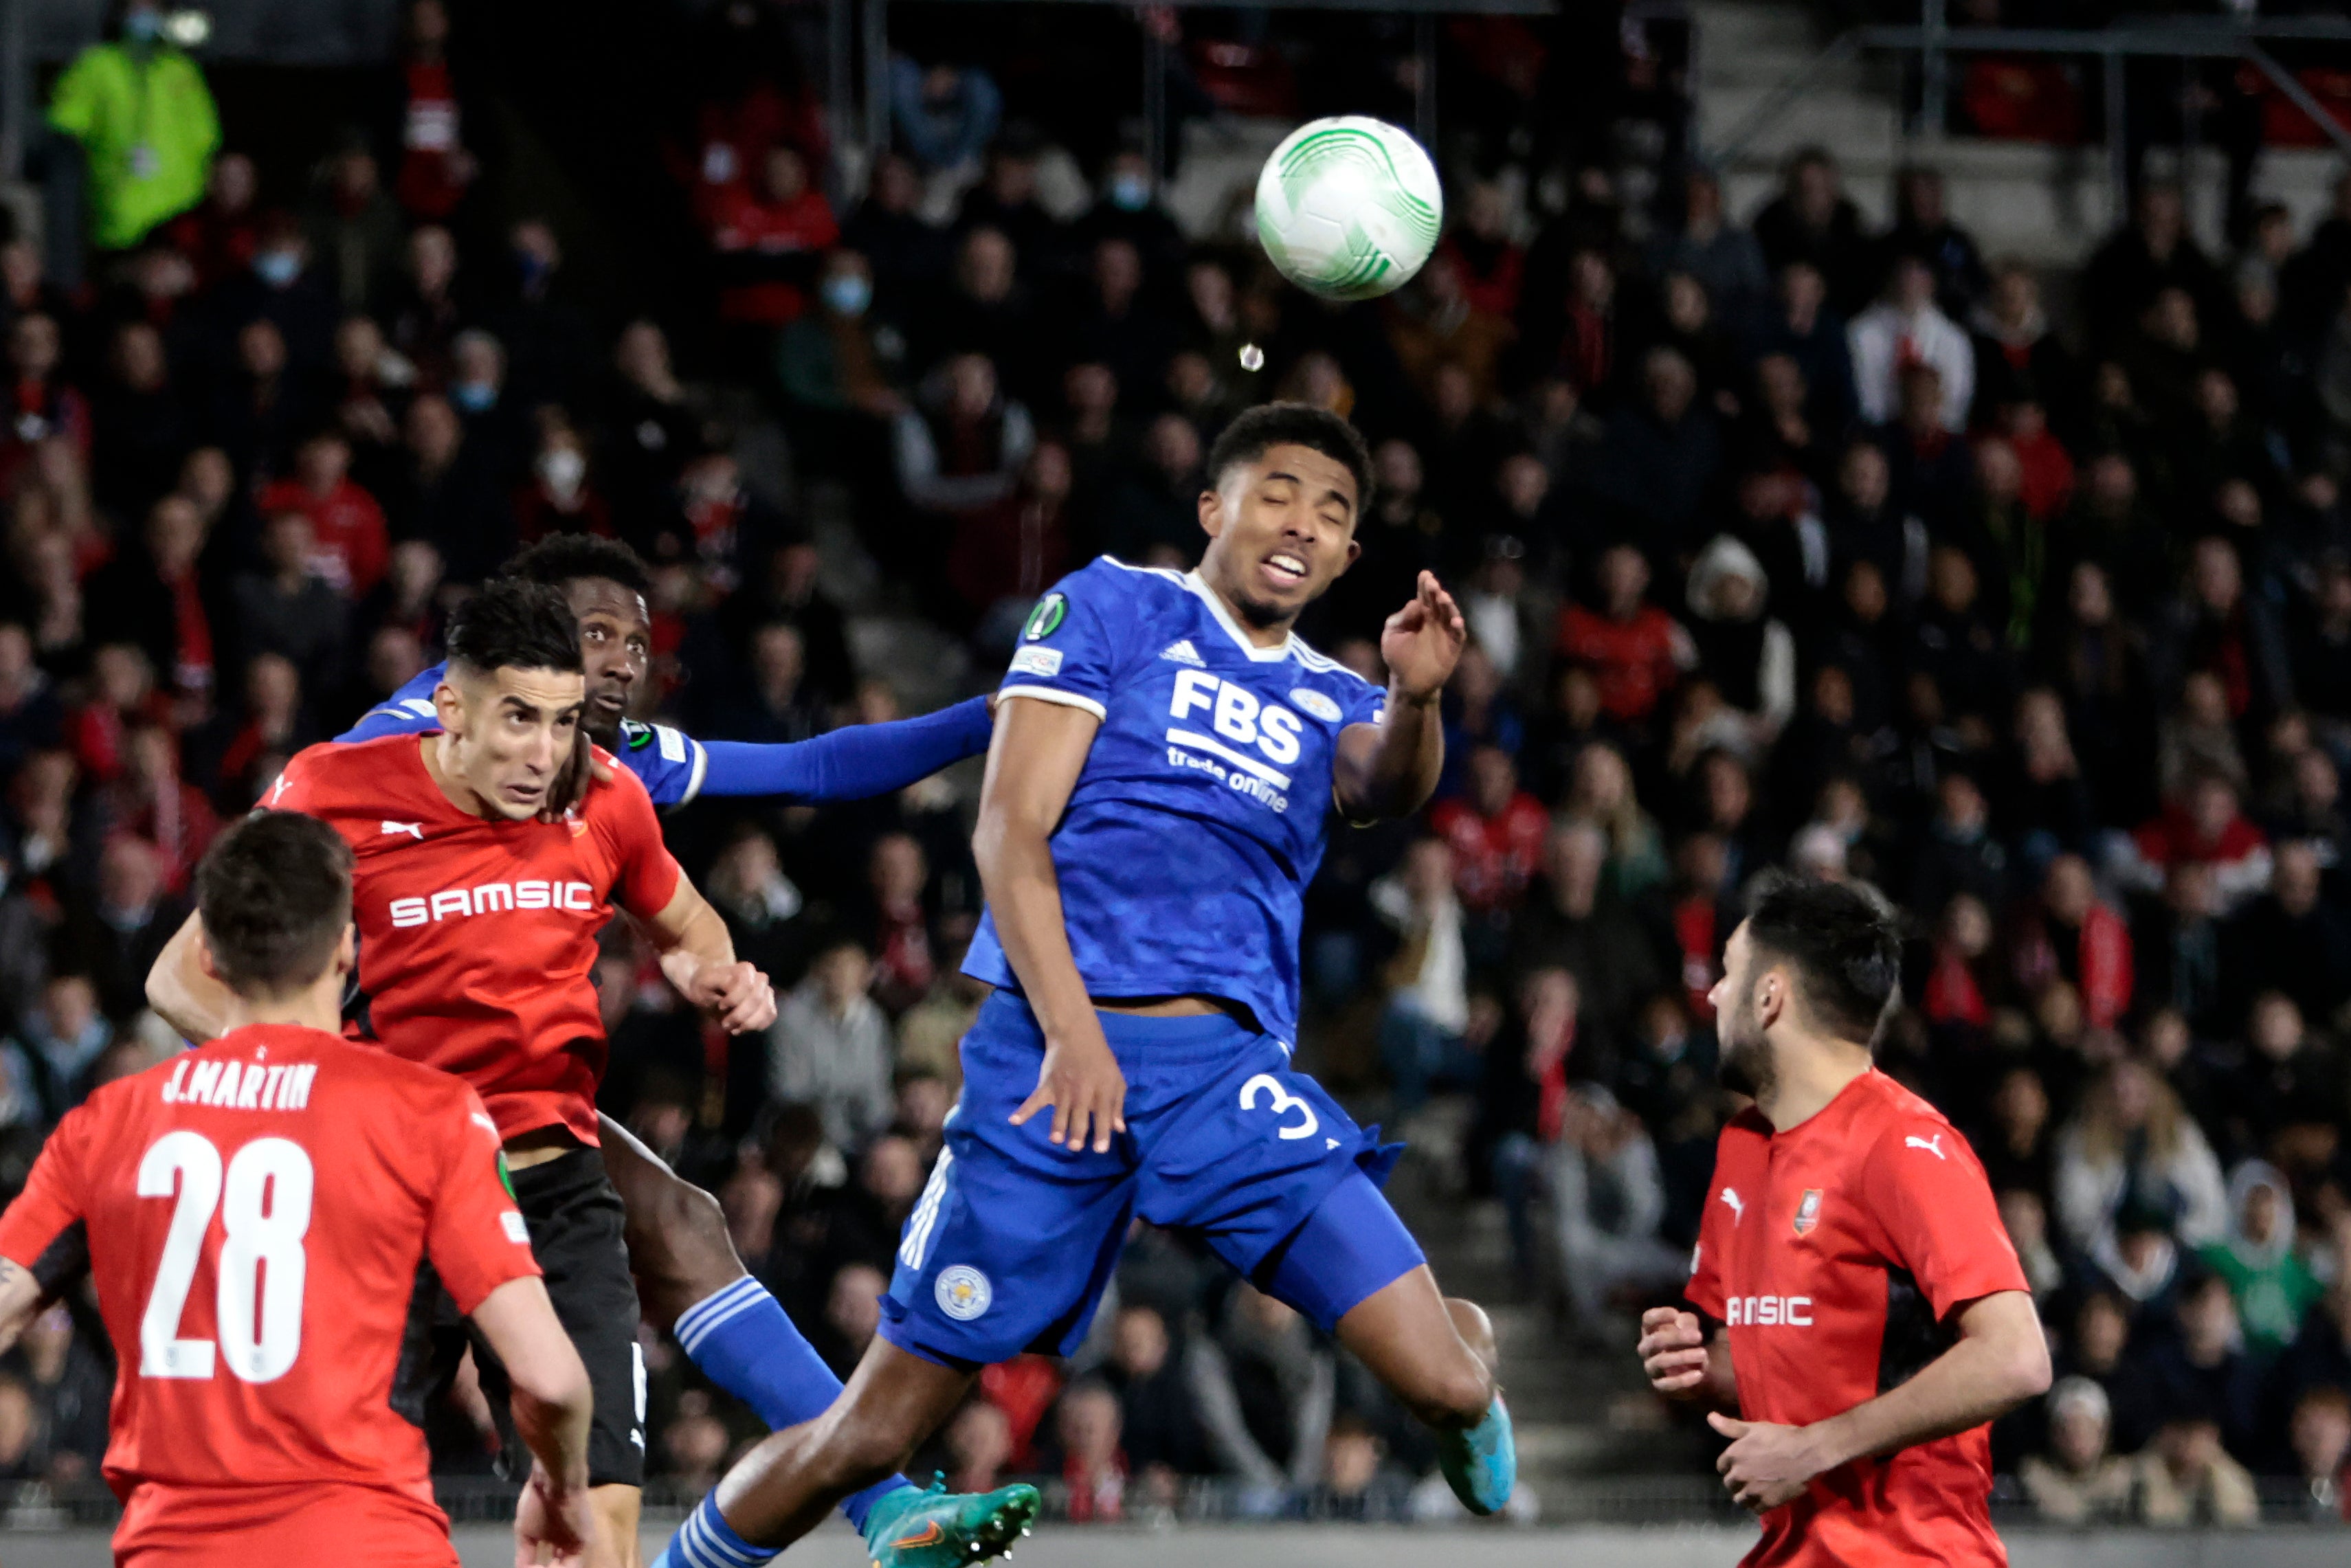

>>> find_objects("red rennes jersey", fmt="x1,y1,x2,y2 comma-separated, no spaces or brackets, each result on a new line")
1686,1069,2030,1568
267,734,683,1144
0,1024,538,1561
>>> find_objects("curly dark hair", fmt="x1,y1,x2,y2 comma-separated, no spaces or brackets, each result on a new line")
1204,401,1374,513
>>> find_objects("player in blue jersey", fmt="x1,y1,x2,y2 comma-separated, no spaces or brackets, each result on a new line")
335,533,1030,1565
650,404,1511,1568
344,537,994,809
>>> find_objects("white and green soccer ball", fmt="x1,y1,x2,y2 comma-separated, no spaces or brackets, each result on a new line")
1253,115,1443,302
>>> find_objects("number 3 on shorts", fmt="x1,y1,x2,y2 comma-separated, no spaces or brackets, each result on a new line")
1238,1073,1319,1141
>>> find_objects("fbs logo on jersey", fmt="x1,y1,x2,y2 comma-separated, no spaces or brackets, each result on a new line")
935,1265,993,1321
1792,1188,1823,1236
1023,592,1067,642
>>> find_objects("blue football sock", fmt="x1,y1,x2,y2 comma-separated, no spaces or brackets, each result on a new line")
672,1276,911,1530
654,1490,777,1568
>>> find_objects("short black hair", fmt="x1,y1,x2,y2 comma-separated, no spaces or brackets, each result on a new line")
197,812,353,995
1743,872,1902,1045
1205,402,1374,515
504,534,651,599
445,577,582,677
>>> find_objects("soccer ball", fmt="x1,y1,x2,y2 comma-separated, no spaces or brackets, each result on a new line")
1254,115,1444,302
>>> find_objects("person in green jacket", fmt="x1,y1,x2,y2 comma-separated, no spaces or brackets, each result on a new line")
2198,1159,2325,1360
47,0,220,254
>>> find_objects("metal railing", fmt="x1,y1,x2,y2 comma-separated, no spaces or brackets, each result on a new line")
1703,6,2351,219
818,0,1557,202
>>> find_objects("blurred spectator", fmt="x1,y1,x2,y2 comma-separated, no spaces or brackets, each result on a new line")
2198,1159,2322,1360
2022,1376,2133,1524
0,974,111,1126
1555,543,1695,730
1849,255,1974,432
766,937,893,1151
888,57,1002,179
1100,1303,1208,1481
1547,1084,1685,1328
710,148,839,330
2055,1057,2229,1259
1369,838,1472,1114
1972,260,2075,431
1645,169,1766,326
946,1398,1015,1495
2128,1410,2260,1527
2290,1386,2351,1519
47,0,219,255
1188,1286,1332,1503
895,352,1036,539
1054,1379,1128,1522
231,509,350,690
1879,166,1987,320
304,139,405,314
2221,840,2351,1030
1748,148,1871,313
1683,535,1795,750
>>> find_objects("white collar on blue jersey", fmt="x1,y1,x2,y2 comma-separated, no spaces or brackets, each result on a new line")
1183,570,1299,663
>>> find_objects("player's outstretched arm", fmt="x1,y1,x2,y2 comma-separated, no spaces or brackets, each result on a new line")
696,695,994,803
642,877,778,1035
1708,1290,2050,1513
1334,571,1466,821
973,694,1126,1154
145,911,234,1044
471,1276,612,1568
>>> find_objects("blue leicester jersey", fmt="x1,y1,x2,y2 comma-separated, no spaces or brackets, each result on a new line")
962,557,1386,1042
343,662,710,806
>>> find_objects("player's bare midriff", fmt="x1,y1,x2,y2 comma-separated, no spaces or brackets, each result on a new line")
970,982,1247,1021
503,1124,584,1169
1092,994,1245,1019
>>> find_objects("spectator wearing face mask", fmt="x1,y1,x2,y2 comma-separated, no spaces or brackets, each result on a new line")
777,249,906,491
511,421,610,544
1075,148,1185,282
46,0,221,258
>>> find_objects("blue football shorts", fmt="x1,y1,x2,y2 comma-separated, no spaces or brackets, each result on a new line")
879,991,1425,1365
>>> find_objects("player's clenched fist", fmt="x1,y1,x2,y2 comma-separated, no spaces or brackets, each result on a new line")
514,1460,614,1568
1638,1306,1710,1396
684,959,777,1034
1709,1412,1828,1514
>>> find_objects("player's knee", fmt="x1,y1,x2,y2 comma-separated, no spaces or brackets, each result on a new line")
626,1173,742,1321
1446,1297,1498,1371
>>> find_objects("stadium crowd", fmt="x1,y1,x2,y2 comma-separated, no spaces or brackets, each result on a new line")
1,0,2350,1530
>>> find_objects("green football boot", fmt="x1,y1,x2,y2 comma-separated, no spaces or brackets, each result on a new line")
862,1475,1041,1568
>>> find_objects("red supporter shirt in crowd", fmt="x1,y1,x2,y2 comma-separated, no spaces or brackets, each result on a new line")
0,1023,537,1564
1427,792,1550,912
1686,1070,2030,1568
1557,603,1689,724
265,733,684,1144
255,475,390,598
